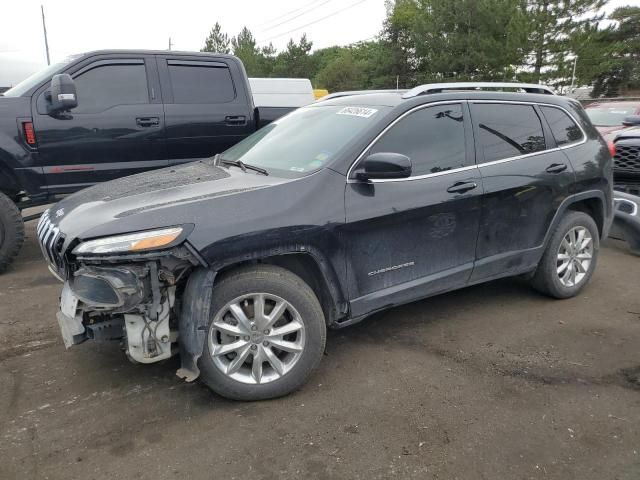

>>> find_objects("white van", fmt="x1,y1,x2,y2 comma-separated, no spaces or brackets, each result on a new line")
249,78,315,108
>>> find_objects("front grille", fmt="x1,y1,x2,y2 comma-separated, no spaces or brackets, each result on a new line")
614,144,640,174
36,211,66,272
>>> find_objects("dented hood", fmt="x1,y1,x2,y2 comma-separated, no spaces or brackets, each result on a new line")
50,159,288,249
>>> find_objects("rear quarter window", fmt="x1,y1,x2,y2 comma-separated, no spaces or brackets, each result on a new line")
167,62,235,104
540,106,584,146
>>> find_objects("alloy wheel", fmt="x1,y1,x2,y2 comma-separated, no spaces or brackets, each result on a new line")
208,293,306,384
556,226,593,287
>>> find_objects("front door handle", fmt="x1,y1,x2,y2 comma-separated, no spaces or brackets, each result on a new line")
136,117,160,127
225,115,247,126
546,163,568,174
447,181,478,194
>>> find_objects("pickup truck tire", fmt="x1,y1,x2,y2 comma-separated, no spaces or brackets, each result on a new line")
531,211,599,299
0,192,24,273
199,264,326,401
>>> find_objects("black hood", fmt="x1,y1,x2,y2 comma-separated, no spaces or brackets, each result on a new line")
51,159,289,251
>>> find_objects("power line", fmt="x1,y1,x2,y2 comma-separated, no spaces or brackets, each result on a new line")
255,0,325,29
259,0,334,34
258,0,372,44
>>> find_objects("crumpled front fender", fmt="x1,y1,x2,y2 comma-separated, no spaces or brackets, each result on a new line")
176,268,217,382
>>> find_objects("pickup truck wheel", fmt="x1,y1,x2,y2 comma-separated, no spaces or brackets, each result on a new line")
199,265,326,401
531,211,599,299
0,192,25,273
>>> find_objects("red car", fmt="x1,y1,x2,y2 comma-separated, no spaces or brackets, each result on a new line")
585,100,640,135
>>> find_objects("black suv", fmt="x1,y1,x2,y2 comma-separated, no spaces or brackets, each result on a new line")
38,82,613,400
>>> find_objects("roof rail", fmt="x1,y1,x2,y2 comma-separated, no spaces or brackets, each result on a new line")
402,82,555,99
317,89,408,101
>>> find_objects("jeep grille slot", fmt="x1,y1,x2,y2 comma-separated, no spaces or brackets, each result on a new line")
36,212,66,272
614,145,640,174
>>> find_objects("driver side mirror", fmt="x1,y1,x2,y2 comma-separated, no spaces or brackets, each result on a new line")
46,74,78,113
622,115,640,127
355,152,412,180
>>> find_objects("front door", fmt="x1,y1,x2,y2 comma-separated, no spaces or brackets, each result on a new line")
343,102,483,317
32,56,166,194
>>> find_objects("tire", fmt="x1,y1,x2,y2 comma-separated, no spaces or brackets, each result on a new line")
199,264,326,401
0,192,25,274
531,211,599,299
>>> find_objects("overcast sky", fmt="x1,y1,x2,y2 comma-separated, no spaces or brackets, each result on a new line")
0,0,633,86
0,0,387,85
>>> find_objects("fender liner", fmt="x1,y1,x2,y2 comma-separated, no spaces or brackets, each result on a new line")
176,268,216,382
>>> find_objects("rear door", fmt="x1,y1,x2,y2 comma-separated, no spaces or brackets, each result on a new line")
157,56,254,165
343,102,483,317
469,101,577,281
32,55,166,194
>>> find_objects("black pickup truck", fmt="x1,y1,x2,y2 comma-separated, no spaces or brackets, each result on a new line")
0,50,296,272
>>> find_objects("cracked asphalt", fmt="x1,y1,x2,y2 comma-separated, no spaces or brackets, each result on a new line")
1,220,640,479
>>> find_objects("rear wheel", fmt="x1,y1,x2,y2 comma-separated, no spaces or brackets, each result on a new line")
199,265,326,401
531,211,599,299
0,192,25,273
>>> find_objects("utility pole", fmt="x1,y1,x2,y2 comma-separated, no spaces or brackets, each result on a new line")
168,37,173,51
570,55,578,93
41,4,50,65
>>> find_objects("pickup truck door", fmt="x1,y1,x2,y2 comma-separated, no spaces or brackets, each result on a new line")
32,55,166,194
157,56,254,165
343,102,483,318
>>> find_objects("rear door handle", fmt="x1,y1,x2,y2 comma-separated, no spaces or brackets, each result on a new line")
546,163,568,174
447,181,478,194
136,117,160,127
225,115,247,126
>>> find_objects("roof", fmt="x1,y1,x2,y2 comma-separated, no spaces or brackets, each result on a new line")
77,49,240,61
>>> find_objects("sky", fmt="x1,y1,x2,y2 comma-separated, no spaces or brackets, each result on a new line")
0,0,387,86
0,0,634,87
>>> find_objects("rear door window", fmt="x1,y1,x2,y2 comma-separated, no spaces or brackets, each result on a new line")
369,103,467,176
472,103,546,162
167,61,235,104
540,106,584,146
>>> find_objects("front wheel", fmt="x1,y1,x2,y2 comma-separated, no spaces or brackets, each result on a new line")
0,192,25,274
531,211,599,299
199,265,326,401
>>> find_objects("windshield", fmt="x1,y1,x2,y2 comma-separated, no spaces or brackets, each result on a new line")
586,105,637,127
222,105,389,177
3,55,80,97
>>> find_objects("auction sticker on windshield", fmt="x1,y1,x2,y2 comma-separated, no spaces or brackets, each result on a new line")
337,107,378,118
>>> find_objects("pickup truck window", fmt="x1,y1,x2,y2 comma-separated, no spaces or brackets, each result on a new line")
167,62,235,104
73,63,149,113
222,105,390,178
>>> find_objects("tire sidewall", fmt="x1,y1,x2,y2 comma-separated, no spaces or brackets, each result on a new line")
199,267,326,400
0,193,25,273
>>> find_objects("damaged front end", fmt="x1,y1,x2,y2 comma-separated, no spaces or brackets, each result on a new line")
38,213,204,367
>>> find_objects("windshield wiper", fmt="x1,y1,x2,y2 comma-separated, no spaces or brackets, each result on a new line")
214,154,269,176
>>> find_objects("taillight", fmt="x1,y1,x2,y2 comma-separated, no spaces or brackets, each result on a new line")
608,140,616,157
23,121,36,146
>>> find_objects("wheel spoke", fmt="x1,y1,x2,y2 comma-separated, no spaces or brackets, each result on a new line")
263,346,285,376
570,262,577,285
574,259,587,274
252,351,264,383
213,339,248,356
557,260,570,275
263,300,288,330
253,294,266,323
269,338,303,353
557,253,570,260
579,236,592,251
575,228,585,250
212,320,245,337
229,303,252,332
226,345,251,374
576,252,592,260
270,320,303,337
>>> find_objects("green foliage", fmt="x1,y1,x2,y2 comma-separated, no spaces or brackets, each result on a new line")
201,4,640,97
201,22,230,54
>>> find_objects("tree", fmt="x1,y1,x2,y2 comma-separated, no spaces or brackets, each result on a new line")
231,27,262,76
201,22,230,54
272,34,314,78
314,49,367,91
524,0,605,84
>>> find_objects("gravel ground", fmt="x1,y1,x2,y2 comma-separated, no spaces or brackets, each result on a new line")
1,220,639,480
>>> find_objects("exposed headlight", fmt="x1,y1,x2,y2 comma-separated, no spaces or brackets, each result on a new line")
73,227,184,255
